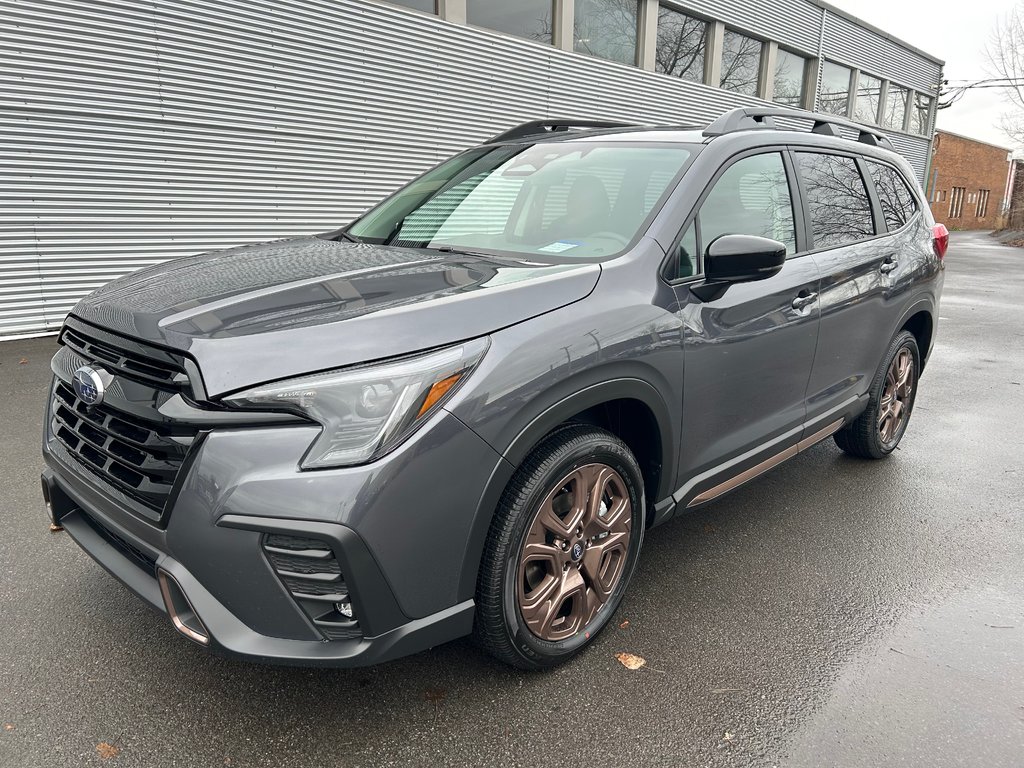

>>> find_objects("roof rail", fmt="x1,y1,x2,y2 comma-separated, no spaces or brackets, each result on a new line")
487,119,640,143
702,107,896,151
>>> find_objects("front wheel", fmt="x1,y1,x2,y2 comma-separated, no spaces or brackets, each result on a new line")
474,425,645,670
834,330,920,459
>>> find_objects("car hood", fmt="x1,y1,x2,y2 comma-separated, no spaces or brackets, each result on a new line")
70,236,600,396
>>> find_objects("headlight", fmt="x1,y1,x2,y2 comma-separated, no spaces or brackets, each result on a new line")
225,338,488,468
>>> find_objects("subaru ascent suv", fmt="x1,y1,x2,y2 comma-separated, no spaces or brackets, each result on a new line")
41,107,946,669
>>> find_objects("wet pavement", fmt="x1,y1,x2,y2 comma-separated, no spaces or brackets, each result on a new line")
1,230,1022,767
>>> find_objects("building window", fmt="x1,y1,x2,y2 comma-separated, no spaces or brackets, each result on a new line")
911,92,933,135
977,189,991,218
854,73,882,124
949,186,965,218
655,5,707,83
387,0,436,12
720,29,762,96
819,61,852,116
467,0,553,43
885,84,909,130
773,49,807,107
574,0,639,65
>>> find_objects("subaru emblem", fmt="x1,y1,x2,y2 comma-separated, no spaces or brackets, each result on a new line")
72,365,106,407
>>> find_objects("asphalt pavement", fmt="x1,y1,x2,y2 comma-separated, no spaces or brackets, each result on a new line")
1,230,1022,767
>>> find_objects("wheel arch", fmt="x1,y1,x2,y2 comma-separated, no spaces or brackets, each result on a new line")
893,298,936,372
456,377,675,602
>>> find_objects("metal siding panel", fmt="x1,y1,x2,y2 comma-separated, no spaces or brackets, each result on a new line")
0,0,941,337
821,10,942,94
671,0,821,53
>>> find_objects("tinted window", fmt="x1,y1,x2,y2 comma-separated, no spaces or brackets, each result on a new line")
885,84,909,130
773,49,807,107
867,162,918,231
911,93,933,135
468,0,553,42
796,153,875,249
854,73,882,124
575,0,638,65
655,5,706,83
667,153,795,280
720,29,762,96
820,61,851,116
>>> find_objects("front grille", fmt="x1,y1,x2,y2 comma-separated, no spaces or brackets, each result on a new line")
263,534,361,641
51,381,198,516
61,326,189,392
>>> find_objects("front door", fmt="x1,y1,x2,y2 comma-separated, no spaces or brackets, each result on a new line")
666,151,820,501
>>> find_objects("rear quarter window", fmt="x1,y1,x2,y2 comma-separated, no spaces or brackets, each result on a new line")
867,161,919,231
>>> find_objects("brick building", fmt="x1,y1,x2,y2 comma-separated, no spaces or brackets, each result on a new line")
928,130,1012,230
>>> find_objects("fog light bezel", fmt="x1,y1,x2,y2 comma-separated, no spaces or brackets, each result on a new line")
157,569,210,646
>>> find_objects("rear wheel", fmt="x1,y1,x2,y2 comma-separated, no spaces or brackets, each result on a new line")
834,330,920,459
474,425,645,670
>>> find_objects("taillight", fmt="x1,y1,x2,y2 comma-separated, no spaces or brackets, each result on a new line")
932,223,949,260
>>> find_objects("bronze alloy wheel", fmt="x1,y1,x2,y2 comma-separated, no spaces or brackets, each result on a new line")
878,347,915,446
516,463,632,642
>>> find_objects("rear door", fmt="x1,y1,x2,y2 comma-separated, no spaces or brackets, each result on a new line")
794,150,899,426
667,150,820,497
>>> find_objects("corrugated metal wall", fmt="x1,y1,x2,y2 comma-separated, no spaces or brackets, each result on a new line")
820,8,942,95
0,0,940,338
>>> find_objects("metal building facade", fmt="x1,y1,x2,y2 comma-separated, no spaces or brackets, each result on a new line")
0,0,943,338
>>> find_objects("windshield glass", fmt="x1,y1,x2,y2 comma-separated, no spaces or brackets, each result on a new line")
347,142,694,260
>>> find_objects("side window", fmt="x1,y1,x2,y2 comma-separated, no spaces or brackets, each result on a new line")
676,223,698,278
796,153,876,249
867,161,919,231
666,152,796,281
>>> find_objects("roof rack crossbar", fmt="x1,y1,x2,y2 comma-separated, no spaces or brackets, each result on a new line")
702,107,896,150
487,119,640,144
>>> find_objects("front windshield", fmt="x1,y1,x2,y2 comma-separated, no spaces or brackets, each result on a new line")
347,142,694,260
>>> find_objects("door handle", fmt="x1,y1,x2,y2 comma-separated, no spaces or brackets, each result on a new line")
879,255,899,274
792,292,818,310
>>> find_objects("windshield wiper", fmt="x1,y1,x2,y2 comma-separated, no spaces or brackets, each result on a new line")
334,229,363,243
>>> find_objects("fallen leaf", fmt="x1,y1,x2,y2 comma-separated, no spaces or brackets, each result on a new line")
2,723,14,731
424,688,445,704
702,523,717,534
615,652,646,670
619,620,630,629
96,743,120,760
19,358,28,365
723,732,735,742
49,523,64,533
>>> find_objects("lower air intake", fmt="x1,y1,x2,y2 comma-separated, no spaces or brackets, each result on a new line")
262,534,361,640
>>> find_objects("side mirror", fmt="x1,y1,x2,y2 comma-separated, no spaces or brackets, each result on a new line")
704,234,787,283
691,234,787,301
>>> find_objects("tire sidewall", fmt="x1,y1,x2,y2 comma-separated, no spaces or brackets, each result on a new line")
500,439,645,668
872,331,921,455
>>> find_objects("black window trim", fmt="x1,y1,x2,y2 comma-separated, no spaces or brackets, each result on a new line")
660,145,807,286
788,146,886,256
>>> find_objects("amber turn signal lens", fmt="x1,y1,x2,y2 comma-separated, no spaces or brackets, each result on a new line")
417,372,464,418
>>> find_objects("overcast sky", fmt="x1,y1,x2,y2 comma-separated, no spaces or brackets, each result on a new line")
831,0,1020,150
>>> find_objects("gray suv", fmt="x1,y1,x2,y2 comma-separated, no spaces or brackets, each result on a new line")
41,107,946,669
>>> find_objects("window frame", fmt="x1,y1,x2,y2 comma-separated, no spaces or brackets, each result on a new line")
660,146,808,285
864,159,923,236
789,148,884,254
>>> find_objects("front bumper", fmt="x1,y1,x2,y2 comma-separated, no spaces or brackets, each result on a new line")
42,407,506,666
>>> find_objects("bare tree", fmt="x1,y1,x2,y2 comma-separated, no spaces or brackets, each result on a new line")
986,2,1024,144
655,9,706,81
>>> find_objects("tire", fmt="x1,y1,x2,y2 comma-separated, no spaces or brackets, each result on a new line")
834,330,920,459
474,424,645,670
